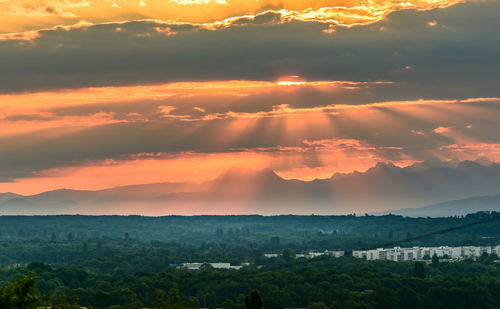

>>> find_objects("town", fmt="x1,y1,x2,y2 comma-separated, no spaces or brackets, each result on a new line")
171,245,500,270
280,245,500,262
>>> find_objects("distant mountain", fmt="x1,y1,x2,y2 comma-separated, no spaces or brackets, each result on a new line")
0,192,22,204
1,161,500,215
378,195,500,217
326,161,500,213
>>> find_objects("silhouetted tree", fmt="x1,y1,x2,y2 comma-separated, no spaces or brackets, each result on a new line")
432,253,440,265
245,290,263,309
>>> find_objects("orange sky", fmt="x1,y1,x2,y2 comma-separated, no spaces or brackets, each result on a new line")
1,0,463,33
1,0,499,197
2,79,499,195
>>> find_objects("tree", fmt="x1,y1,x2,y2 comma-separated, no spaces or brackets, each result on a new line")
373,286,398,309
222,299,242,309
414,262,425,278
398,287,419,309
205,292,217,309
245,290,263,309
0,272,40,309
271,236,280,247
82,242,89,253
432,253,439,265
52,294,80,309
252,249,265,265
242,227,251,236
282,248,295,266
308,302,329,309
154,284,196,309
216,228,224,237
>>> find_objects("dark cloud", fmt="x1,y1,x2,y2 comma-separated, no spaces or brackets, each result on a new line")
0,1,498,95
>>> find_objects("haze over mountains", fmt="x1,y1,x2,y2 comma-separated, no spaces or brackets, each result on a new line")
381,195,500,218
1,160,499,216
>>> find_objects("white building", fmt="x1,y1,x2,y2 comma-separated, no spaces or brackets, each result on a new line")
180,262,242,270
349,245,496,262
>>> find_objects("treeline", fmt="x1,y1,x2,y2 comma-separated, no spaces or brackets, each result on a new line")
1,255,500,308
1,212,500,253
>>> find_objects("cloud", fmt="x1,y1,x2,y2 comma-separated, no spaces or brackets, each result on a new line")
427,20,438,27
0,82,499,182
0,1,498,95
433,126,452,134
0,137,418,194
0,0,499,187
6,3,78,17
0,0,462,36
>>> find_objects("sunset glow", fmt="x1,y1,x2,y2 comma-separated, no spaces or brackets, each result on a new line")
2,75,499,194
0,0,499,216
0,0,464,34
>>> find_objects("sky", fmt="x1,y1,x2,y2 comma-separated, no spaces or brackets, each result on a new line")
1,0,499,195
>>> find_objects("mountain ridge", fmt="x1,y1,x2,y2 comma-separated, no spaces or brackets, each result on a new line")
1,160,499,216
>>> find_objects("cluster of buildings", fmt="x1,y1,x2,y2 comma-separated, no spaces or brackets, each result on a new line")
171,262,249,270
173,245,500,271
352,245,500,261
288,245,500,262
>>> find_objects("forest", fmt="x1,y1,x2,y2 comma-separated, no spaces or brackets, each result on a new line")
0,212,499,308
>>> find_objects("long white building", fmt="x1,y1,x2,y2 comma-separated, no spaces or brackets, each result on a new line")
341,245,500,262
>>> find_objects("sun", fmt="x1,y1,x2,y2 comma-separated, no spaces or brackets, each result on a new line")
277,76,307,86
277,81,307,86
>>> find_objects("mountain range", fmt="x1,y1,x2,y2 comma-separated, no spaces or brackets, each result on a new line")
1,160,500,216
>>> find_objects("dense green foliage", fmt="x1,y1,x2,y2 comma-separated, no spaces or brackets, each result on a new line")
1,256,500,309
1,212,500,264
0,213,499,308
0,272,39,309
